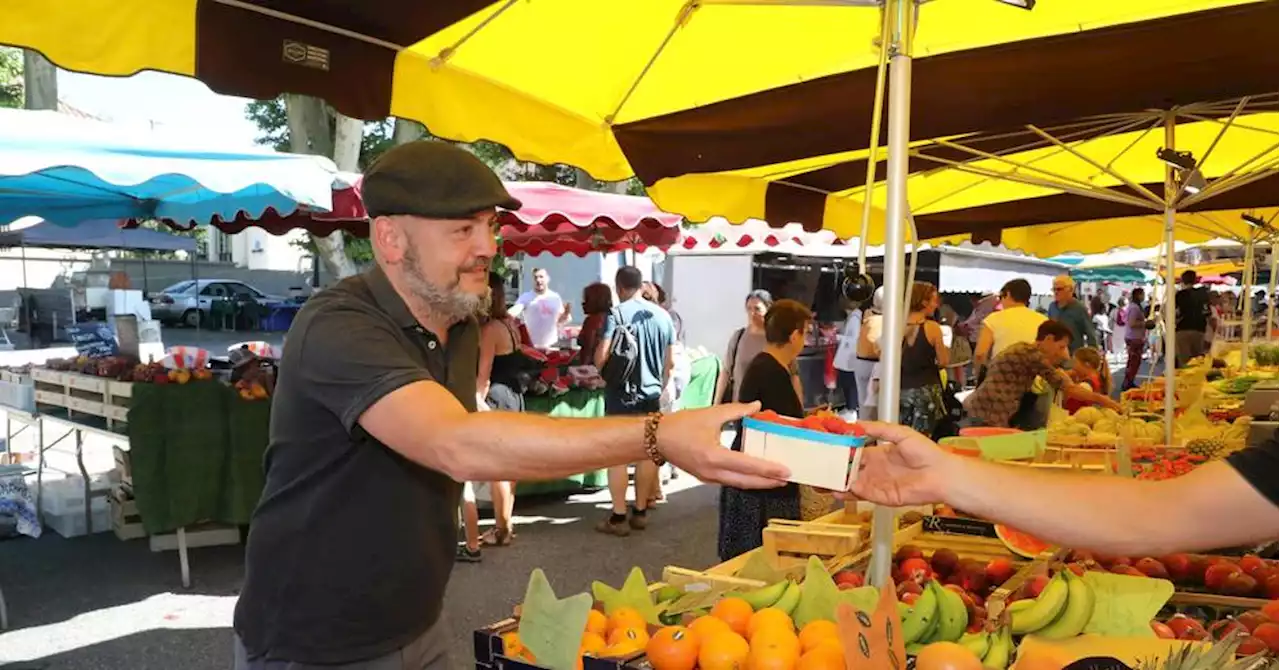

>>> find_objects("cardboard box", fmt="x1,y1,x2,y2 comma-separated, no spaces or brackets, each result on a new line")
740,417,866,491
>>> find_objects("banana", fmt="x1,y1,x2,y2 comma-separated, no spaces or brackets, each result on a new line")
1032,570,1096,640
739,580,789,611
959,631,990,659
1004,599,1034,616
1010,573,1070,635
905,642,926,656
897,602,911,620
900,580,940,644
771,580,802,616
932,583,969,643
981,626,1012,670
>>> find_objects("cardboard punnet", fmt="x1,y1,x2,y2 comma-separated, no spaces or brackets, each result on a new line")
740,416,866,491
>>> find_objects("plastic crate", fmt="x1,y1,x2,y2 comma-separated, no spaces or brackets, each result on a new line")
43,506,111,538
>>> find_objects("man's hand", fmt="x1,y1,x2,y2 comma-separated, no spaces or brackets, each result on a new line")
659,402,790,489
848,422,957,506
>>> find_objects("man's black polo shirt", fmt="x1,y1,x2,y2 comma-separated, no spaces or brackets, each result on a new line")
233,267,478,665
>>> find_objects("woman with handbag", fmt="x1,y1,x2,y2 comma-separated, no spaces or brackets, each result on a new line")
474,272,533,549
713,290,775,405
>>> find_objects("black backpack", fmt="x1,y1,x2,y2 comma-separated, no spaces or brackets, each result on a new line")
599,307,641,397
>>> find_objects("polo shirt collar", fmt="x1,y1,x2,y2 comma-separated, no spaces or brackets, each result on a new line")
366,265,417,329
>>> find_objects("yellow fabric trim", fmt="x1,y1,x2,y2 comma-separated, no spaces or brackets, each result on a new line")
0,0,195,76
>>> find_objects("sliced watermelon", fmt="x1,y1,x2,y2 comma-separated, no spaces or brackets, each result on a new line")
994,524,1052,559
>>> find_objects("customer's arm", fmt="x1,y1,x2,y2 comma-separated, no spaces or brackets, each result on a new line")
852,422,1278,556
927,322,950,368
973,325,995,367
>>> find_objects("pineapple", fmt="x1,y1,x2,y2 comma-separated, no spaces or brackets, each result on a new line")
1134,635,1274,670
1185,437,1228,460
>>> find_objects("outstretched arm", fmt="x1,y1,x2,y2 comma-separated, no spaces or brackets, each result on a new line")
851,422,1277,556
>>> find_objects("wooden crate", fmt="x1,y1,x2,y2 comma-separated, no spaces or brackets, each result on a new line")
109,486,145,541
1042,445,1116,468
113,446,132,487
30,369,132,428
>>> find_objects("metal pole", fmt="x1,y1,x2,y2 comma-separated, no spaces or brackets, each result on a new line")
1162,116,1177,445
1268,242,1278,339
1241,236,1255,371
867,0,915,590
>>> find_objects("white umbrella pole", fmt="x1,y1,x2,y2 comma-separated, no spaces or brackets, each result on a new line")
1162,117,1177,445
1240,236,1255,371
1268,244,1278,339
866,0,915,589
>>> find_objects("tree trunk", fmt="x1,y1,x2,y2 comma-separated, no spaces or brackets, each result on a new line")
22,51,57,110
285,94,359,279
393,118,426,144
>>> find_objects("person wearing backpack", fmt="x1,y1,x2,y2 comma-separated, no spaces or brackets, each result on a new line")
594,266,677,536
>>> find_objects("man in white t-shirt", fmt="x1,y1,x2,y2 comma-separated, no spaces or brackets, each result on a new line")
510,267,569,348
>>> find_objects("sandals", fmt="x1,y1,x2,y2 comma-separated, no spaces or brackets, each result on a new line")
480,527,515,547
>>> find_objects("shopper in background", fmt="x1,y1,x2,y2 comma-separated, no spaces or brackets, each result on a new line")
965,320,1119,429
1204,290,1223,354
1047,275,1097,355
1174,270,1211,368
718,299,812,561
510,267,569,348
973,279,1046,374
897,282,949,435
832,298,863,415
714,290,775,405
853,287,885,419
1111,295,1129,357
594,266,676,537
476,272,526,548
576,282,613,366
1090,296,1112,354
1121,287,1149,390
1065,346,1113,413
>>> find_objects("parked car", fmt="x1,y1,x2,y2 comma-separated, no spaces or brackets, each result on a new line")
150,279,284,327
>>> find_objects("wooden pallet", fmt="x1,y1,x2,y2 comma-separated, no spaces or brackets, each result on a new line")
31,369,132,427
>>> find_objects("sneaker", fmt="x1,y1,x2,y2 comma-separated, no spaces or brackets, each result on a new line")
595,516,631,537
628,512,649,531
456,545,482,563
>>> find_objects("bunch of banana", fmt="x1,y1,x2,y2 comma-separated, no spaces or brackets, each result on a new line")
1008,570,1096,640
903,581,969,653
964,626,1013,669
738,579,802,615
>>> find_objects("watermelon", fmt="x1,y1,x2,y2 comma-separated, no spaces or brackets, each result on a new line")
994,524,1052,559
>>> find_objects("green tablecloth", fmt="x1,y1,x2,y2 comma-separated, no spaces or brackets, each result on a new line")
126,383,269,534
514,354,720,495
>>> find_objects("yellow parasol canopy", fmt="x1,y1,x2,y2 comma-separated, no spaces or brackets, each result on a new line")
2,0,1272,186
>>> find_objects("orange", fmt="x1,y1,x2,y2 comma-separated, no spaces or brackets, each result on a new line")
607,625,650,648
798,620,841,653
748,630,801,670
711,597,755,637
580,631,607,655
608,606,647,633
585,609,609,636
797,643,846,670
690,614,733,640
646,626,701,670
699,630,750,670
747,607,795,639
500,631,523,657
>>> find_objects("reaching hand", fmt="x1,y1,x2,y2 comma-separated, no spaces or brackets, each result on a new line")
849,422,956,507
659,402,791,490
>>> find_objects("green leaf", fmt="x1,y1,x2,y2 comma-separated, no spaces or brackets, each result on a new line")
590,567,663,625
517,569,593,670
734,551,788,584
793,556,879,629
1081,571,1174,638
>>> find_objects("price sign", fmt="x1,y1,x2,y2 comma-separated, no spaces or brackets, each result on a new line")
64,322,119,358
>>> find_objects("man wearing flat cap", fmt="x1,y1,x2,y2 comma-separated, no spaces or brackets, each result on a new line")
232,141,789,669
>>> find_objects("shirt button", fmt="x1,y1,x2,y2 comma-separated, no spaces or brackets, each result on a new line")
427,341,437,350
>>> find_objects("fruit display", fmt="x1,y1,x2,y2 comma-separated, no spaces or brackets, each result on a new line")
1151,598,1279,658
751,409,867,436
1055,550,1279,602
1128,448,1207,481
1047,405,1161,448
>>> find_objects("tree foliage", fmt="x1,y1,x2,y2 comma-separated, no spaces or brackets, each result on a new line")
0,47,23,109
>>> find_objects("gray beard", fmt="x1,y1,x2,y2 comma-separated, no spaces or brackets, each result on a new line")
403,250,491,323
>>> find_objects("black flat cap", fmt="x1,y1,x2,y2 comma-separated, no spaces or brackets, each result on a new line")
362,141,521,219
